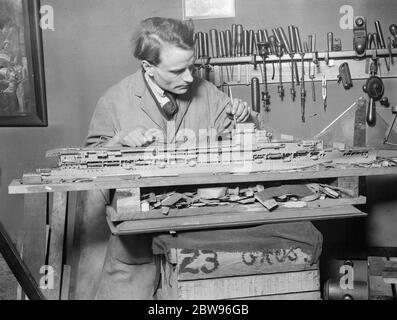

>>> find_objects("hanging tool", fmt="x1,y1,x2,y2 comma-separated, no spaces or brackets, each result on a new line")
365,33,375,74
375,20,390,71
202,32,210,81
275,41,285,101
294,26,306,122
243,30,249,83
353,16,367,58
325,32,334,67
308,35,316,101
236,25,244,83
289,26,300,86
251,77,261,113
231,24,237,57
269,35,277,80
387,37,394,65
390,24,397,48
257,41,271,113
285,26,296,101
311,34,320,73
209,29,222,88
337,62,353,90
362,47,389,126
225,30,233,79
322,75,327,111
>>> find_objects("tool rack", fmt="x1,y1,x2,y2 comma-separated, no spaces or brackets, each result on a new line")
194,49,397,85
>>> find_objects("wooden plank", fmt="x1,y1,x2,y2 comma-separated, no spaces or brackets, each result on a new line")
113,205,366,235
22,194,47,288
9,166,397,194
44,192,67,300
233,291,321,300
368,256,395,300
169,248,317,281
111,196,367,222
60,265,71,300
173,270,320,300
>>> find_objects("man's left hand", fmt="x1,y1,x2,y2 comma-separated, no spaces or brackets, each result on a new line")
225,98,251,123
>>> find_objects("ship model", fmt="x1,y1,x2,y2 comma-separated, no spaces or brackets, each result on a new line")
22,124,376,184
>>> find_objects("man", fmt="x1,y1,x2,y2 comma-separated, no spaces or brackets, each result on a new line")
74,17,256,300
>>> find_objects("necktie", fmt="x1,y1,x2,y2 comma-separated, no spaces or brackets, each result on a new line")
163,91,178,120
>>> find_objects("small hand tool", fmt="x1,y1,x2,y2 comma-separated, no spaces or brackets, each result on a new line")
287,26,296,101
375,20,390,71
275,41,285,101
251,77,261,113
365,33,375,74
308,35,316,101
326,32,334,67
294,26,306,122
269,35,277,80
257,42,271,113
322,75,327,111
236,25,244,83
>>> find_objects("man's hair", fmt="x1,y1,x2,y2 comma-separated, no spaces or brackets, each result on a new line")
133,17,194,66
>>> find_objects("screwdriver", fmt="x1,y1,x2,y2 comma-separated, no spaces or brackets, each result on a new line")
269,35,277,80
294,26,306,123
288,26,300,86
375,20,390,71
275,41,285,101
284,26,296,102
365,33,375,74
308,35,316,101
257,42,271,113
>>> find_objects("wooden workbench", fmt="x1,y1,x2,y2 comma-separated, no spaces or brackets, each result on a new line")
7,154,397,300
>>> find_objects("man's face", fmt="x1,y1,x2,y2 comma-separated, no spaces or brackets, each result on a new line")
149,45,195,95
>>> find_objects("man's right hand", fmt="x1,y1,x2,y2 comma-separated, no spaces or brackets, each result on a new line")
117,126,164,147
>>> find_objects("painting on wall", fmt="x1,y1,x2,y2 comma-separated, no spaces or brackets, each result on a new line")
182,0,236,20
0,0,47,127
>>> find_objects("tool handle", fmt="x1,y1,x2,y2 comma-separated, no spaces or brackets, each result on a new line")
366,33,374,49
225,30,232,57
243,30,249,56
294,26,303,54
249,30,255,56
272,28,282,45
198,32,204,58
231,24,237,56
288,26,296,53
263,29,270,44
327,32,334,52
219,31,226,57
366,98,376,126
308,35,313,52
193,33,199,59
209,29,219,58
251,77,261,113
375,20,386,48
203,32,209,57
278,27,291,54
255,31,262,54
236,24,244,56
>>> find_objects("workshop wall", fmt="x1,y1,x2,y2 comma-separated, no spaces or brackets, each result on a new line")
0,0,396,248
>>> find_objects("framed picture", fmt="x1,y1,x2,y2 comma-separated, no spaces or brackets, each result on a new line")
182,0,236,20
0,0,47,127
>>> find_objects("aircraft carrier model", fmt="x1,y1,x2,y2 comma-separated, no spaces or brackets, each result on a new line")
22,125,376,184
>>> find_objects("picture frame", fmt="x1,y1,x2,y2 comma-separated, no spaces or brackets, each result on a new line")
182,0,236,20
0,0,47,127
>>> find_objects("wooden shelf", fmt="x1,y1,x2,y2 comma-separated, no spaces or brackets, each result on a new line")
9,165,397,194
108,204,367,236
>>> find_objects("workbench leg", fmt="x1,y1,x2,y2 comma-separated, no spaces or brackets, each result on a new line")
21,194,47,298
44,192,68,300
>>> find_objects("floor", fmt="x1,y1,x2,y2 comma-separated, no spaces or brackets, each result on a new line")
0,254,16,300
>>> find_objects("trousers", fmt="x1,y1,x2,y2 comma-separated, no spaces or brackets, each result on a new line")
72,190,158,300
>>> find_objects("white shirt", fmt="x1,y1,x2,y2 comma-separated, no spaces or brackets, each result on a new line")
144,72,172,108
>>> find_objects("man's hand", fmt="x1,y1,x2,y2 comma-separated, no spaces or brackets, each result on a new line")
117,126,164,147
225,98,251,123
